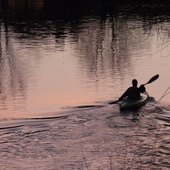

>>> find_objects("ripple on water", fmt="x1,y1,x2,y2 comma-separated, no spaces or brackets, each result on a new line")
0,102,169,169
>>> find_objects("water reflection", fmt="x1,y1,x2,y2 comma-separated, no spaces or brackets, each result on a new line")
0,1,170,118
0,0,44,18
0,22,28,114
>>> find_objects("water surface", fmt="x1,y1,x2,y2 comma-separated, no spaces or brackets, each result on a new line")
0,1,170,119
0,1,170,170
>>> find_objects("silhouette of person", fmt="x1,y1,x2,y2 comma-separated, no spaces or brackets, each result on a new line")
119,79,146,100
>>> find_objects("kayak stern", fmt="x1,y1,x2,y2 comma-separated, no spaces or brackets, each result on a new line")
120,93,149,111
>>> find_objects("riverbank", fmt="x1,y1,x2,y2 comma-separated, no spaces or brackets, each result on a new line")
0,100,170,169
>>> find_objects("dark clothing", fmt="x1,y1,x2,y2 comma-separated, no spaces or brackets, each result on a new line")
139,84,146,93
119,85,146,100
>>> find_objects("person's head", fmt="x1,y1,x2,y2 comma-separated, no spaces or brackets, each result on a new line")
132,79,138,87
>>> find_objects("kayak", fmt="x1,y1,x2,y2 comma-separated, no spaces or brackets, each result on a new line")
120,92,149,110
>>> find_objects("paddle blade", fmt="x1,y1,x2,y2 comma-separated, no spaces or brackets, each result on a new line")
109,100,119,104
145,74,159,85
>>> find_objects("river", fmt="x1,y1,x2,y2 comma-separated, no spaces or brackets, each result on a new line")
0,1,170,118
0,1,170,169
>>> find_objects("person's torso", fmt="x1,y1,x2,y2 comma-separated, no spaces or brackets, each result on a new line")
127,87,140,99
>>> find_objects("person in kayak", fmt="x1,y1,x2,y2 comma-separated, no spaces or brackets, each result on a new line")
119,79,146,100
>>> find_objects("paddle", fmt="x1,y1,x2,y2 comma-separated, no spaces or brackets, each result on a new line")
109,74,159,104
144,74,159,85
108,100,120,104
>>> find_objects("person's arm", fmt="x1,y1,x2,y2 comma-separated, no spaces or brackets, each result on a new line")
119,89,129,100
139,85,146,93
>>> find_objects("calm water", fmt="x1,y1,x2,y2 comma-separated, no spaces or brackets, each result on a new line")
0,1,170,119
0,2,170,170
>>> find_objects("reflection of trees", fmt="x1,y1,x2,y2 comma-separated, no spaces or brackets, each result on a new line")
74,11,170,88
0,22,2,91
0,0,170,96
75,17,143,81
0,0,45,20
0,0,103,20
0,22,27,110
0,0,169,81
